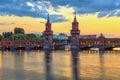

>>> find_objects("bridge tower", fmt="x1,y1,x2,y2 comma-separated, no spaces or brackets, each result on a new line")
1,33,5,50
1,33,4,42
98,33,105,51
43,14,53,50
70,12,80,51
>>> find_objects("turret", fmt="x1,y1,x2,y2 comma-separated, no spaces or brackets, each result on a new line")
43,14,53,36
74,12,77,22
43,14,54,50
71,12,80,36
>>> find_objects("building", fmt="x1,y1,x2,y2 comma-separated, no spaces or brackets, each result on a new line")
54,33,68,40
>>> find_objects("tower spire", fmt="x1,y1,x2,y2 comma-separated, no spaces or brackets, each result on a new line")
44,14,53,36
74,12,77,22
47,14,50,23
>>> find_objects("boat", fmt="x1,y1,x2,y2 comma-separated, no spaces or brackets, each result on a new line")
65,45,71,51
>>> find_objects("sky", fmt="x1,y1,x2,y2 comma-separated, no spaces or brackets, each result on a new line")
0,0,120,37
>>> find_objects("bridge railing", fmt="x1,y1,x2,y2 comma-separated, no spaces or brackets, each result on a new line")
2,38,120,48
79,38,120,47
2,39,44,47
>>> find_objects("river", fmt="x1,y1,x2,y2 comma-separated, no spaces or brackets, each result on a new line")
0,50,120,80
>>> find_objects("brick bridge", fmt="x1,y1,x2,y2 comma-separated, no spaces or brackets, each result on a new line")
79,37,120,50
1,39,44,50
1,36,120,50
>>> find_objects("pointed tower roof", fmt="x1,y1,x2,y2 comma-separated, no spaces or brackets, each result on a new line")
74,12,77,22
47,14,50,23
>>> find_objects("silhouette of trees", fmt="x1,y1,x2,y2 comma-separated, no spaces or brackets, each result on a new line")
13,27,26,40
14,27,25,34
14,34,26,40
39,35,44,40
26,34,36,39
1,27,45,40
2,32,13,39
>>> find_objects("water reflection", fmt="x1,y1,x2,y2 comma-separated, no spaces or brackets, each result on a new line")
1,50,120,80
44,50,53,80
71,50,81,80
14,50,25,80
82,50,99,54
37,50,41,61
99,51,105,80
0,51,2,80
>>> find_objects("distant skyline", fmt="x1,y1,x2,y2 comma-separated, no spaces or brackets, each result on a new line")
0,0,120,37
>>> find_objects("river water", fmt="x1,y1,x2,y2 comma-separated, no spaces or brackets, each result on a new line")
0,50,120,80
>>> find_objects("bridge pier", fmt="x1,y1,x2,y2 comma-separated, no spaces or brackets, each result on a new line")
1,46,5,50
26,47,30,51
99,47,114,51
99,47,105,51
2,45,10,50
104,47,114,50
10,46,15,51
80,46,91,50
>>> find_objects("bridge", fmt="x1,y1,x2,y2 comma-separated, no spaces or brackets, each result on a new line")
79,37,120,50
1,36,120,50
1,39,44,50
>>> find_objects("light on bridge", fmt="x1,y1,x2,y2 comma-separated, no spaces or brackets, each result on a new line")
80,42,83,45
112,45,115,47
88,45,91,47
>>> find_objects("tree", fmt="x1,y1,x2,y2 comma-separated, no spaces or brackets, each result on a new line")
26,34,37,39
39,35,44,40
14,33,26,40
2,32,13,39
14,27,25,34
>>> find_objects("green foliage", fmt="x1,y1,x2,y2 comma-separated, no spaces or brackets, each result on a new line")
14,27,25,34
2,32,13,39
14,33,26,40
39,35,44,40
26,34,37,39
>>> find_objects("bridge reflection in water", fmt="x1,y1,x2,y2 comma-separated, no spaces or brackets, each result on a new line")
0,51,2,80
14,50,25,80
71,50,81,80
1,50,120,80
44,50,54,80
99,51,105,80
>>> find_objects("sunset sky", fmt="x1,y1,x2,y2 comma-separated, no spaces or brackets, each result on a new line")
0,0,120,37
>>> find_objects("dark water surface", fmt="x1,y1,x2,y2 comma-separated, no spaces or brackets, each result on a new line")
0,50,120,80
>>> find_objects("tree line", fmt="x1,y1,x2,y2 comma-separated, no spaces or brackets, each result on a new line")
0,27,44,40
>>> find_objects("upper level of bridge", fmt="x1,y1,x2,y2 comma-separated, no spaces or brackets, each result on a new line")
1,34,120,46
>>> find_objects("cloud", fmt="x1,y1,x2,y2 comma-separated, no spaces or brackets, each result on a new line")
0,0,120,22
0,22,15,25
